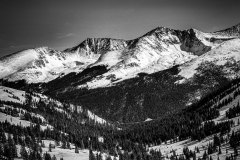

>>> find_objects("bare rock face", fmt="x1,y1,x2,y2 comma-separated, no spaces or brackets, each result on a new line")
64,38,128,57
177,29,211,56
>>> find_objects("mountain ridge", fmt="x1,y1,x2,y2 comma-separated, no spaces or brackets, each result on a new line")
1,23,239,85
214,23,240,36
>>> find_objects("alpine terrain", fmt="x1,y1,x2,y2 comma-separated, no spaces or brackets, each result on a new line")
1,23,240,160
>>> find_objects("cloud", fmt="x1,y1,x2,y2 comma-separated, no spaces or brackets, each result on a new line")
57,33,74,39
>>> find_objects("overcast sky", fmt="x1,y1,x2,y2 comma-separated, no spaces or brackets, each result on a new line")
0,0,240,57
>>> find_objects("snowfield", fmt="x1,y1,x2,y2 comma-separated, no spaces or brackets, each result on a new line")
0,86,109,127
0,86,26,103
0,47,94,83
178,39,240,82
41,140,89,160
0,112,32,127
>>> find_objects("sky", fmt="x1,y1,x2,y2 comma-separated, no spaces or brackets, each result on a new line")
0,0,240,58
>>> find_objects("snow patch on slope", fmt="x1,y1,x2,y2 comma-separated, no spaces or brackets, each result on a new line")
0,86,109,125
0,49,39,79
0,86,26,103
0,112,53,131
87,110,107,124
42,140,89,160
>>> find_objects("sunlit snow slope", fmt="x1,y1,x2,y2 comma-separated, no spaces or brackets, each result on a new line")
0,47,94,83
0,23,239,88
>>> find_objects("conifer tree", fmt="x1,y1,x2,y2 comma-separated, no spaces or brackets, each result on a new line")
0,143,4,156
234,147,238,156
12,144,18,158
202,151,208,160
44,152,51,160
52,155,57,160
41,141,45,148
89,149,96,160
218,146,222,154
62,140,66,149
49,143,52,152
67,141,71,149
75,144,79,153
80,139,85,149
20,145,28,160
106,155,112,160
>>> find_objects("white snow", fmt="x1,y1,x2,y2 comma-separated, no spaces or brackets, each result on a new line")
41,140,89,160
79,33,199,89
0,104,47,123
1,27,239,90
0,49,39,79
91,49,125,68
145,118,153,122
79,29,239,89
0,111,53,131
178,38,240,82
0,47,95,83
0,86,109,126
0,86,26,103
87,110,107,124
0,112,32,127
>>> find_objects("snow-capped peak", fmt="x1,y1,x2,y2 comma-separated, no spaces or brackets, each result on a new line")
65,38,128,58
143,26,175,36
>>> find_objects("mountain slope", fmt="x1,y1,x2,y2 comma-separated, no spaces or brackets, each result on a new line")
1,25,237,87
0,85,109,125
64,38,128,56
44,38,240,122
0,86,115,160
214,23,240,37
1,23,240,123
178,38,240,82
0,47,95,83
63,27,238,89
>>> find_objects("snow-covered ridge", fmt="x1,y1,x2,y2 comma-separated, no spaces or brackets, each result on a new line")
1,23,240,87
0,47,94,83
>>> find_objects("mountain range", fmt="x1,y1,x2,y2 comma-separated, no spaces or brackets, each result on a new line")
1,23,240,122
1,22,240,160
